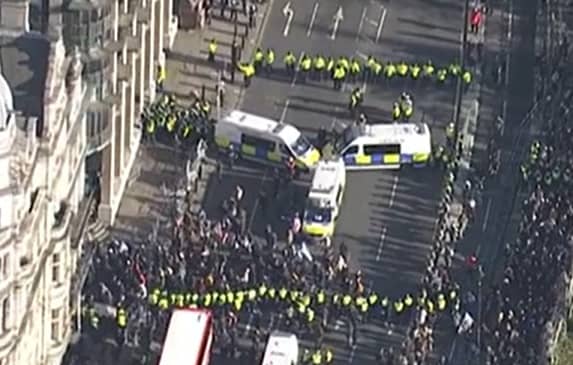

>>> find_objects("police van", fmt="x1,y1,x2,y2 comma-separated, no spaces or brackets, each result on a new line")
335,123,432,170
261,331,299,365
302,158,346,238
215,110,321,170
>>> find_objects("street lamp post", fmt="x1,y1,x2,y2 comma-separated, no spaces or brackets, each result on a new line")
453,0,471,162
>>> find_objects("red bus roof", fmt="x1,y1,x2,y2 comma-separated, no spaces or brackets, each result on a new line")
159,309,213,365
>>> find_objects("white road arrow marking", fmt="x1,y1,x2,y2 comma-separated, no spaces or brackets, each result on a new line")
356,6,367,40
282,2,294,37
330,6,344,40
375,6,387,43
307,2,319,37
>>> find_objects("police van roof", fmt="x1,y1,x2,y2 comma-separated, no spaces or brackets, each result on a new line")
347,123,430,145
309,160,344,201
222,110,301,144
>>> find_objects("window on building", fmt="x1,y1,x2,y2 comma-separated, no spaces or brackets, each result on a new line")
28,3,43,32
117,48,124,65
52,253,62,285
87,110,107,144
63,8,107,52
1,296,10,333
51,308,62,342
1,253,9,278
29,188,40,213
93,71,106,101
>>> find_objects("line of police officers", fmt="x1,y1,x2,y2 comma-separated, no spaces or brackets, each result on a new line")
152,45,474,140
143,283,460,319
84,280,459,363
237,48,473,88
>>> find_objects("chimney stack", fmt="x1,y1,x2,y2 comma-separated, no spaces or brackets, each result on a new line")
0,0,30,31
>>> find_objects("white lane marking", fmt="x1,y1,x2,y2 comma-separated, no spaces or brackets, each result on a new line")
357,50,368,92
375,6,387,43
282,2,294,37
481,197,492,232
248,169,269,229
244,313,254,335
330,6,344,40
330,108,342,131
356,6,367,40
505,4,513,91
348,344,357,363
307,2,319,37
291,51,304,87
280,99,290,123
507,6,513,45
388,175,399,207
375,227,387,262
342,83,354,92
448,336,458,363
355,51,368,60
356,50,368,94
501,0,513,135
334,319,344,330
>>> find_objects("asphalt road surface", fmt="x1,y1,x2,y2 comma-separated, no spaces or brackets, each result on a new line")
199,0,466,363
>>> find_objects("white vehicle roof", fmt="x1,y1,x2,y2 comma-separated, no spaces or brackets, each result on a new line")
308,159,345,206
262,331,299,365
343,123,431,153
221,110,301,145
159,309,211,365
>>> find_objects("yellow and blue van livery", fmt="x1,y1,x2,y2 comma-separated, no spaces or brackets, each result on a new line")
303,158,346,238
215,110,320,170
336,123,432,170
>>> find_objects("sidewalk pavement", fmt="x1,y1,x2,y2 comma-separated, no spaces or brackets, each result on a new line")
111,2,275,241
443,9,492,235
164,0,274,110
449,1,505,264
428,3,504,363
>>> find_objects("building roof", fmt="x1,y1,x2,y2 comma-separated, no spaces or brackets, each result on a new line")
0,32,49,120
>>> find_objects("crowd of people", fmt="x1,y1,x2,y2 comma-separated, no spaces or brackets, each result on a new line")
393,112,485,365
66,0,501,363
482,62,573,363
71,149,470,364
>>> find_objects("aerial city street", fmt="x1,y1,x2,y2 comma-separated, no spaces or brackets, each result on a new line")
46,0,573,364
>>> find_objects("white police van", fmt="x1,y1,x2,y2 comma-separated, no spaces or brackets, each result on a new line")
302,158,346,238
335,123,432,170
215,110,320,170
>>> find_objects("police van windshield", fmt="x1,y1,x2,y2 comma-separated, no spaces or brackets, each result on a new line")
335,125,360,152
289,135,312,156
304,205,333,224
